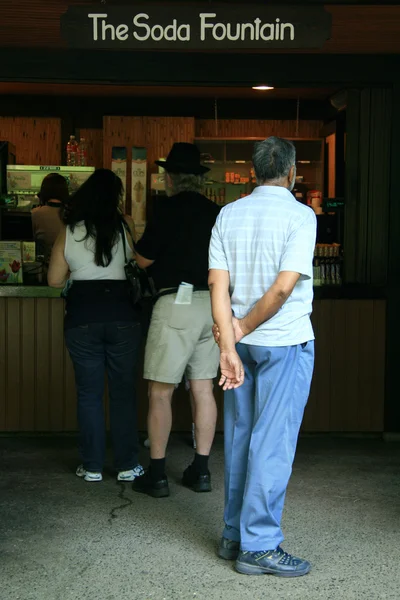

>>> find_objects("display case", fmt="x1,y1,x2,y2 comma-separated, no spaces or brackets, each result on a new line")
6,165,95,197
195,138,324,207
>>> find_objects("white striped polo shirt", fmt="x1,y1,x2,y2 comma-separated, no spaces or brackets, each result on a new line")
209,185,317,347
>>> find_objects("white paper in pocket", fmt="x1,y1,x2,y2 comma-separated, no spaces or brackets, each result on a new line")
174,282,193,305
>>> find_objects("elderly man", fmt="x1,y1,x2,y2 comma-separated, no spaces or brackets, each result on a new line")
133,142,220,498
209,137,316,577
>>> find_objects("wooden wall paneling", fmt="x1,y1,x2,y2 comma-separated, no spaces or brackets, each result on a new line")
357,301,376,431
35,298,50,430
303,300,331,432
343,301,361,430
20,298,36,430
0,299,6,429
326,5,400,54
5,298,21,430
371,301,386,431
0,117,61,165
329,300,348,431
195,119,323,140
103,116,145,166
78,128,103,169
49,300,65,431
143,116,195,176
0,296,388,433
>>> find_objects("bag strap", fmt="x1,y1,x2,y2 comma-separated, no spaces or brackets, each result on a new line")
119,218,132,265
121,218,136,248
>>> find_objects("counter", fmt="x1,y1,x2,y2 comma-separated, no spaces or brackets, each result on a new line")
0,286,61,298
0,286,386,433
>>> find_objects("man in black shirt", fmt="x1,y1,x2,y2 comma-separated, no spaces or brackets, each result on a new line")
133,143,220,498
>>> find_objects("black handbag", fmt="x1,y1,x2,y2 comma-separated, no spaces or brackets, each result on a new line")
120,219,156,306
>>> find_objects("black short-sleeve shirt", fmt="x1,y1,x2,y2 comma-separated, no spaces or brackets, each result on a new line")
136,191,220,290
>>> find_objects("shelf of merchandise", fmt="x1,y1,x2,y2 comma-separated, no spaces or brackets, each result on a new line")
196,138,324,207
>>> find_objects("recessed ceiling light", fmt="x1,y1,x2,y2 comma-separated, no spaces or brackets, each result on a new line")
252,85,274,91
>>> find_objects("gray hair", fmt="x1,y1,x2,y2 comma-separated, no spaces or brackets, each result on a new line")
253,137,296,185
166,172,205,196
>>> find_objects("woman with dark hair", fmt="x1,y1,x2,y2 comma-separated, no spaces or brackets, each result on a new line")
31,173,69,261
48,169,143,483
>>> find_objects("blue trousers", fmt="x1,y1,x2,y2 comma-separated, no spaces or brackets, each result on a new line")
65,321,142,472
223,341,314,551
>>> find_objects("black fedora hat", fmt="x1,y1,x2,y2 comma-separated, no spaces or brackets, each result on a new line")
155,142,210,175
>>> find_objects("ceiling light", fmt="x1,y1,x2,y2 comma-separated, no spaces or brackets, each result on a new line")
252,85,274,91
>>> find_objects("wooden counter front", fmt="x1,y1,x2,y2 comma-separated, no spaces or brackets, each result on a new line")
0,292,385,433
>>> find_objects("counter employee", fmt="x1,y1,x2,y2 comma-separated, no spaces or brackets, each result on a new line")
32,173,69,262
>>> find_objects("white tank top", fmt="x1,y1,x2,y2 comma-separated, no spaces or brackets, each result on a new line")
65,222,133,281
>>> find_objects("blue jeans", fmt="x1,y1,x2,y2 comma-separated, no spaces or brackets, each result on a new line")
65,321,141,472
223,341,314,551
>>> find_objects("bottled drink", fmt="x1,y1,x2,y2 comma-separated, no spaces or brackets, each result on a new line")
313,249,321,286
66,135,78,166
77,138,88,166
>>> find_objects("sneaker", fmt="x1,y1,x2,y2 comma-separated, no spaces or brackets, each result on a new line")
132,469,170,498
76,464,102,482
117,464,144,482
182,464,211,493
218,537,240,561
236,547,311,578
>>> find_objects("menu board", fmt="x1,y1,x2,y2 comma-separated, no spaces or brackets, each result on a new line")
7,165,95,195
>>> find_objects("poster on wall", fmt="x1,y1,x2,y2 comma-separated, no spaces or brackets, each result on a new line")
111,147,127,211
131,147,147,240
0,241,23,285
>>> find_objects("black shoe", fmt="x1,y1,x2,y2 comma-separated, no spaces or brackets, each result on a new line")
218,537,240,561
132,469,169,498
236,547,311,578
182,464,211,493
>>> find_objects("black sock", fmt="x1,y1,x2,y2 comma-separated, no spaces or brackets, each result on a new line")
192,453,209,475
150,458,166,481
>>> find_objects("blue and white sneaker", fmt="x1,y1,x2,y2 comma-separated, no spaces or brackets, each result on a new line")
236,547,311,578
117,465,144,482
76,465,102,482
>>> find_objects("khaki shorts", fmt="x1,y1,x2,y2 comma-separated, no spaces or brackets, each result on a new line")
144,291,219,384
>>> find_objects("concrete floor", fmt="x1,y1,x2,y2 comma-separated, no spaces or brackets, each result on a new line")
0,435,399,600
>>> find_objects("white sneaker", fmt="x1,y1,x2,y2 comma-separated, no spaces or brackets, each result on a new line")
117,465,144,482
76,465,102,482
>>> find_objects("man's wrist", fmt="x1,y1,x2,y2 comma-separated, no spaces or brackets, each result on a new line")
219,342,236,354
239,317,252,337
